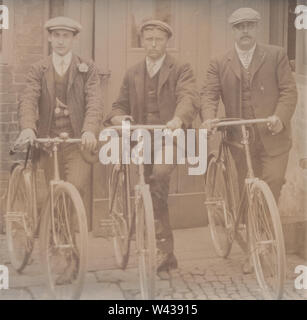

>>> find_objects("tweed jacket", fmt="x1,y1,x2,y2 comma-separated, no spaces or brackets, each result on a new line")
19,54,103,138
104,54,199,128
200,44,298,156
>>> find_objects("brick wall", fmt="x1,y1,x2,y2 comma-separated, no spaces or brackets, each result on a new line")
0,0,46,196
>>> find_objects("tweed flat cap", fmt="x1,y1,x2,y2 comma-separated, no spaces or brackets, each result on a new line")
140,19,173,37
44,16,82,34
228,8,261,25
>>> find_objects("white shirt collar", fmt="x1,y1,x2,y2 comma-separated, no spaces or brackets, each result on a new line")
235,42,256,56
235,42,257,69
146,54,166,78
52,51,72,76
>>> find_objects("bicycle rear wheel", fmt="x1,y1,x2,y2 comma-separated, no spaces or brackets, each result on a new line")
6,164,34,272
248,180,286,300
135,184,156,300
109,164,131,269
205,156,233,258
39,182,88,300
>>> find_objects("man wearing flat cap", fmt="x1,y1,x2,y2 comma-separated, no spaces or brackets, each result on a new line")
105,19,199,275
200,8,297,272
17,16,103,232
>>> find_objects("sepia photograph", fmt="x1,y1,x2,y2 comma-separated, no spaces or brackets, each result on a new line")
0,0,306,302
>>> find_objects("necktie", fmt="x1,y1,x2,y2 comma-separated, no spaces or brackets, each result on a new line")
147,61,156,78
60,59,66,76
241,52,250,69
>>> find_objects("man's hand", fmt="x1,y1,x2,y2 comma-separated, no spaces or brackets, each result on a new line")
110,115,134,125
267,115,284,135
81,131,97,152
200,119,219,137
15,128,36,147
166,117,183,131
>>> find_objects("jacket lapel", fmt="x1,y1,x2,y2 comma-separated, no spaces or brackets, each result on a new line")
249,44,266,83
134,60,146,118
67,54,79,94
42,56,55,109
227,49,241,80
157,54,173,96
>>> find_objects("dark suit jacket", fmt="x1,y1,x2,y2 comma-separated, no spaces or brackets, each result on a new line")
104,54,199,128
19,54,103,138
200,44,298,156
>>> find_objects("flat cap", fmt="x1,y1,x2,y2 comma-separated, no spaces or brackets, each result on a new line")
44,16,82,34
140,19,173,38
228,8,261,25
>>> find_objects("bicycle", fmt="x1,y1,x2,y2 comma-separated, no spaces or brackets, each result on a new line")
107,124,167,300
204,118,286,300
6,133,88,299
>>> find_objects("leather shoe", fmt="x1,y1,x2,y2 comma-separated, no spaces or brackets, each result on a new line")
156,251,178,273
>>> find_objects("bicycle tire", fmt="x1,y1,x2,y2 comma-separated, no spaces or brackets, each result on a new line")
248,180,286,300
109,164,131,269
6,164,34,272
39,182,88,300
224,147,248,253
135,184,156,300
205,156,233,258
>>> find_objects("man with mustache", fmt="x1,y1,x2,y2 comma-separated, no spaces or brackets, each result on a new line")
200,8,297,273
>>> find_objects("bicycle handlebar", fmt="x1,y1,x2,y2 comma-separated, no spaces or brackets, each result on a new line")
212,118,271,128
107,125,167,131
10,135,82,154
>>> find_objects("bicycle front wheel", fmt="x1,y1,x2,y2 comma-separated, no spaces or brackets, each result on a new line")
205,156,233,258
248,180,286,300
6,164,34,272
39,182,88,300
135,184,156,300
109,164,131,269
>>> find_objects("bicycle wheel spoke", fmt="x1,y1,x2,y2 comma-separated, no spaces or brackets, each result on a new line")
205,156,238,257
6,165,34,271
110,166,131,269
249,181,285,299
40,184,87,300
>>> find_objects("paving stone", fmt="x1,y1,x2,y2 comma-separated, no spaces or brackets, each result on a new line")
9,273,46,288
95,268,138,283
81,282,124,300
196,294,208,300
0,288,32,300
28,285,52,300
185,292,195,300
118,279,139,291
156,279,170,290
207,295,220,300
172,292,185,299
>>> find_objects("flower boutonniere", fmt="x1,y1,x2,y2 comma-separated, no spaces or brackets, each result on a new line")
78,62,89,73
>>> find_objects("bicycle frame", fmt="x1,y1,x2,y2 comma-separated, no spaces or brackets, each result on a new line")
213,118,271,243
7,144,39,237
34,136,82,249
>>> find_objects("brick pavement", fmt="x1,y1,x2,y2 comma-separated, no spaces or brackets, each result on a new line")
0,227,306,300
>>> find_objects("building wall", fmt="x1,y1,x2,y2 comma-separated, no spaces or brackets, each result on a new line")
0,0,48,197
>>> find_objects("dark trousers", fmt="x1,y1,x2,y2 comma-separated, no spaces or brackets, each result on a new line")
40,144,92,230
230,129,289,203
144,141,177,255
